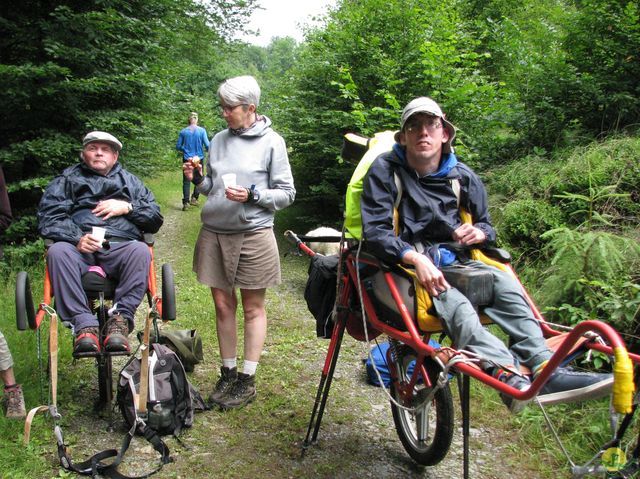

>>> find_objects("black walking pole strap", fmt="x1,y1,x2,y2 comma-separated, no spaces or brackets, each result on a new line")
57,441,119,476
57,422,172,479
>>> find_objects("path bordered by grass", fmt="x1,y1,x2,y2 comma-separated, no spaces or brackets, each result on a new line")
1,170,571,478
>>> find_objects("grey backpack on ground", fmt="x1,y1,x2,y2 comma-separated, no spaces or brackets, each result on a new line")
117,343,207,436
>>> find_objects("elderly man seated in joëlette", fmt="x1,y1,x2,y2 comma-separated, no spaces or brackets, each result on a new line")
37,131,163,355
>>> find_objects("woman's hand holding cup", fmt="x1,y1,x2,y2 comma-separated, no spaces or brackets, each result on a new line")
225,181,249,203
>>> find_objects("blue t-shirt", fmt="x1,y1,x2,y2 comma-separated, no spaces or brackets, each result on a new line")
176,125,210,160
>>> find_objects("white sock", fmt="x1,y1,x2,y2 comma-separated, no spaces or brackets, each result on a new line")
222,358,237,369
243,360,258,376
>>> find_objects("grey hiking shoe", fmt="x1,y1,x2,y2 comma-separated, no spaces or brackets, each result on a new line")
497,371,531,414
537,367,613,406
218,372,256,410
3,385,26,419
209,366,238,405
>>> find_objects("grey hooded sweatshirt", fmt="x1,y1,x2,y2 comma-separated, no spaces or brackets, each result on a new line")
195,115,295,233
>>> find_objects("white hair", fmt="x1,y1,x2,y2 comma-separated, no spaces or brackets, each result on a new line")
218,75,261,107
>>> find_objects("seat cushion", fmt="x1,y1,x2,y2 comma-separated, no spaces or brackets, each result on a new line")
81,271,117,299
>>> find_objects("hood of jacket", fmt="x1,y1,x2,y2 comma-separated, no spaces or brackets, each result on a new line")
391,143,458,178
229,115,273,138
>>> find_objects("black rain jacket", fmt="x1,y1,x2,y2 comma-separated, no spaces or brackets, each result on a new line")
361,147,496,264
37,162,163,244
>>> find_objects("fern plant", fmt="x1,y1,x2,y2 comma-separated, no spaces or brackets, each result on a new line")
539,227,640,330
553,151,630,229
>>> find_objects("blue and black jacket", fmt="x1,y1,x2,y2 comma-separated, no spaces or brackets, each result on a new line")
361,144,496,264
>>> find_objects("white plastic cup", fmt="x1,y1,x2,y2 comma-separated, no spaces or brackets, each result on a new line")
221,173,236,189
92,226,106,243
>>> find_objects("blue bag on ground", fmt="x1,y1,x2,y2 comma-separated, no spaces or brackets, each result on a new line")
366,340,440,387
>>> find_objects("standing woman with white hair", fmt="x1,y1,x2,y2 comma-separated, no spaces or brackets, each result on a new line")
183,75,295,409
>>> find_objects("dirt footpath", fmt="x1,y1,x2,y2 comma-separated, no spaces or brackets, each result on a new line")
42,201,552,479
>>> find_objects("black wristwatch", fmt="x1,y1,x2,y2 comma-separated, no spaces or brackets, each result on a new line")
246,184,259,203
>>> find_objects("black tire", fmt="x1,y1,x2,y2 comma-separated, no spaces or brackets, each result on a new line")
15,271,36,330
390,346,454,466
161,263,176,321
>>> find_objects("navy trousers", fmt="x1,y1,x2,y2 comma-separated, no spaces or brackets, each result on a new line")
47,241,151,332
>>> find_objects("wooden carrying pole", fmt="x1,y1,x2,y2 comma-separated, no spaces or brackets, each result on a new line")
137,308,153,417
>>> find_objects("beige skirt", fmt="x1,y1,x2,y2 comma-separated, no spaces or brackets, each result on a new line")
193,228,281,291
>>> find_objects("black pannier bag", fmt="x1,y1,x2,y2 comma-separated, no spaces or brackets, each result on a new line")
441,264,494,307
304,254,340,338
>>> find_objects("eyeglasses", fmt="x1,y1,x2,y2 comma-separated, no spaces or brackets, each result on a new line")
219,104,247,113
405,118,443,134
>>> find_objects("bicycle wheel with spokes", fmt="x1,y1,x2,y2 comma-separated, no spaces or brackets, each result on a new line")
390,345,454,466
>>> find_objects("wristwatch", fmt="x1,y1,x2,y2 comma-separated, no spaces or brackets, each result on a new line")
127,202,133,213
246,185,260,203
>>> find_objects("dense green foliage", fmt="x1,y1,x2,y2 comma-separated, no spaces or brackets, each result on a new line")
0,0,638,473
270,0,639,225
1,0,637,335
0,0,257,246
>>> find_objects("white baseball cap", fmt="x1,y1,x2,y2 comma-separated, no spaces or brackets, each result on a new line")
82,131,122,151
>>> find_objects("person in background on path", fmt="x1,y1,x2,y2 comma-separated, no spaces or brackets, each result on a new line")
361,96,613,412
37,131,163,356
176,112,210,211
183,75,295,410
0,165,26,419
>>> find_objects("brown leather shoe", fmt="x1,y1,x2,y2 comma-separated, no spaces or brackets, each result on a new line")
208,366,238,405
3,385,26,419
218,373,256,410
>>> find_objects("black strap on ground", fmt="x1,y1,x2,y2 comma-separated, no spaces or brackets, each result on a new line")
57,422,172,479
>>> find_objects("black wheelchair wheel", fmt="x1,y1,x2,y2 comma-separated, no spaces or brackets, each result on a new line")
390,346,454,466
161,263,176,321
15,271,36,330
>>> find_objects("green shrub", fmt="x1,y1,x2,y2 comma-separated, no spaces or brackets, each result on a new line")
498,198,564,250
485,153,560,200
550,137,640,226
539,228,640,322
1,239,45,272
547,279,639,336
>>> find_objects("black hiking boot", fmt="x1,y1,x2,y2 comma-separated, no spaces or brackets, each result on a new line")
208,366,238,406
218,372,256,410
73,326,100,357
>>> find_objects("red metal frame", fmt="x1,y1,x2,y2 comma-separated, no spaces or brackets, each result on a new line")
340,251,638,403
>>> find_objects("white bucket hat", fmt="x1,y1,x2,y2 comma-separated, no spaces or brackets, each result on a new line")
394,97,456,154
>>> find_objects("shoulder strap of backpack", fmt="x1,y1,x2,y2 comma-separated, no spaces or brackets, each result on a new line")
451,178,461,207
392,171,403,236
57,421,171,479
